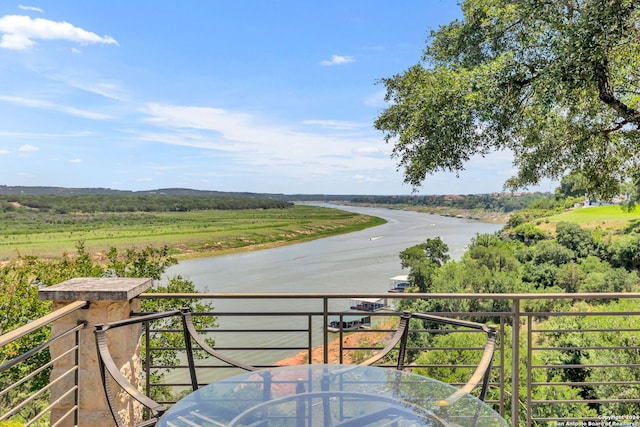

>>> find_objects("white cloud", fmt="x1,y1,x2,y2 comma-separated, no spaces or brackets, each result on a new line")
144,103,253,133
0,148,10,154
18,5,43,13
0,95,112,120
139,103,391,177
142,103,365,152
67,79,129,101
354,173,383,183
69,158,82,163
136,131,240,151
0,15,118,50
19,144,38,152
0,131,92,138
303,119,363,131
1,33,34,49
142,164,183,171
352,146,382,155
319,54,355,66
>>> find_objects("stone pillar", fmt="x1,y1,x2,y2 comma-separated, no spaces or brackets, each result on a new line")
39,277,153,427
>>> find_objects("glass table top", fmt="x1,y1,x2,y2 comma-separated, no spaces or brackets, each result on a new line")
158,364,508,427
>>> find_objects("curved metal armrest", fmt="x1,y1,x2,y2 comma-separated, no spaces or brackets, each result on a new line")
360,311,497,404
95,312,177,427
359,312,412,367
410,313,497,404
437,325,497,407
97,309,182,330
181,310,258,372
410,312,494,334
94,309,258,426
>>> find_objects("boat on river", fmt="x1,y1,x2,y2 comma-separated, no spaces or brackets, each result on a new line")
388,275,410,293
349,297,387,311
327,313,372,332
327,296,387,332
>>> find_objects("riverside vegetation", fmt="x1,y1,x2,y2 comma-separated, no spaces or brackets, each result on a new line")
396,201,640,422
0,194,385,261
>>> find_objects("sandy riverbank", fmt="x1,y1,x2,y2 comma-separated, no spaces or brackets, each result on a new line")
274,322,395,366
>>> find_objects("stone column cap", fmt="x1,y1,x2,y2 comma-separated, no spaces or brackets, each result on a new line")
39,277,153,301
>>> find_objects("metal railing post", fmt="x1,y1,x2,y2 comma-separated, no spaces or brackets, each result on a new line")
307,314,313,364
499,317,506,416
323,297,329,363
74,321,81,426
526,315,533,427
512,297,521,427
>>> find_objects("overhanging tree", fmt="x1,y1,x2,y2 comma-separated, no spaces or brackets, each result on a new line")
399,237,450,292
375,0,640,201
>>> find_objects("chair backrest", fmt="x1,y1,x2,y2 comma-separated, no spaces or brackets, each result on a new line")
94,309,258,427
359,311,497,403
95,310,179,427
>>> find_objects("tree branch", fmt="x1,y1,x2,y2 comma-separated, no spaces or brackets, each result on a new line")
594,59,640,127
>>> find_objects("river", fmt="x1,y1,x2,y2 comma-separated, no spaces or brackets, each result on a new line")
163,205,504,371
167,204,504,295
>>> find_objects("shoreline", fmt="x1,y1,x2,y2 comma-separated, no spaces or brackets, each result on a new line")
331,202,510,224
274,319,397,366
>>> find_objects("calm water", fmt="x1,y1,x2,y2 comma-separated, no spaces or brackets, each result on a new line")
167,204,503,294
163,205,503,373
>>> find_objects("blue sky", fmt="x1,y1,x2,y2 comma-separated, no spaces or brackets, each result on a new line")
0,2,557,195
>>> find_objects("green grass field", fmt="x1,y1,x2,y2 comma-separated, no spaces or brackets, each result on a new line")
0,205,386,261
544,205,640,233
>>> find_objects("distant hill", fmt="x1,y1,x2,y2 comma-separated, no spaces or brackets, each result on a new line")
0,185,130,196
0,185,278,198
0,185,383,202
0,185,554,211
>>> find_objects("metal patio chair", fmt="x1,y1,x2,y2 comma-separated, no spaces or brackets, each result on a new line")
94,309,259,427
359,311,497,404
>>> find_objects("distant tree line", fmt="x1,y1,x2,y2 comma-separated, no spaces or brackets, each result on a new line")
0,194,292,213
350,192,556,213
0,185,286,198
0,185,570,214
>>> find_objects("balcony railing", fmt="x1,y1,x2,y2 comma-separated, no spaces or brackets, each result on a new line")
2,286,640,427
0,300,87,426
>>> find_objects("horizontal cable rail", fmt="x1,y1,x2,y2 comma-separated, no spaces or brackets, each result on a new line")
0,302,86,426
0,300,87,347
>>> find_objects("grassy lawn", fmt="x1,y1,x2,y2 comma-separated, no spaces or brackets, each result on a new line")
543,205,640,233
0,205,386,261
